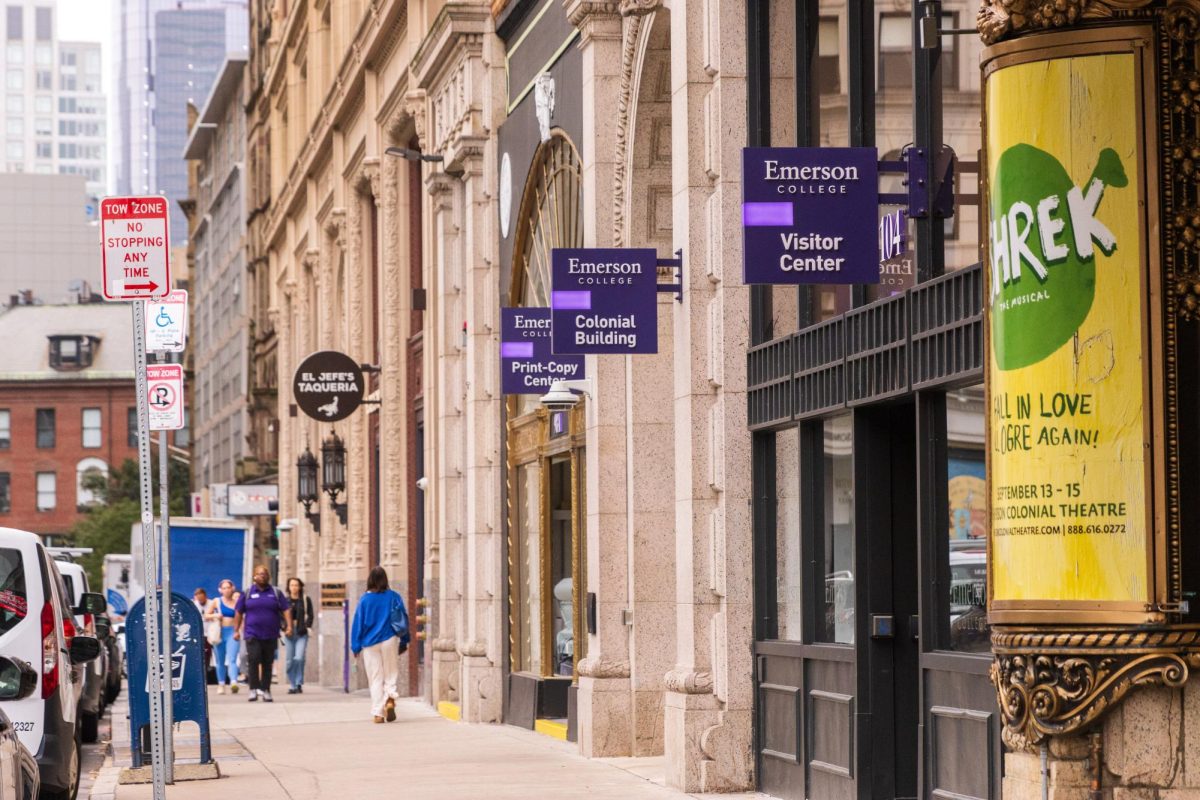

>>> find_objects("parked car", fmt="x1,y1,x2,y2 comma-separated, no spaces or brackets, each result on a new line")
47,558,106,744
0,528,103,800
0,656,40,800
93,613,122,704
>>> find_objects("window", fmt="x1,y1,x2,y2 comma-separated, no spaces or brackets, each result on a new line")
4,95,16,113
33,43,47,65
84,49,98,74
5,6,19,40
0,473,8,512
33,7,48,41
35,408,53,448
127,407,137,447
48,335,96,369
35,472,54,511
818,17,840,95
76,458,106,508
946,386,988,652
58,49,72,67
4,116,17,135
34,140,47,158
820,414,854,644
878,14,912,90
32,95,47,113
4,43,17,63
58,73,74,91
0,410,8,448
3,69,17,91
0,547,26,636
81,408,100,448
34,69,48,90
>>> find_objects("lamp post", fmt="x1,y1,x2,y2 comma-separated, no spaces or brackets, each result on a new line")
321,430,348,526
296,446,321,533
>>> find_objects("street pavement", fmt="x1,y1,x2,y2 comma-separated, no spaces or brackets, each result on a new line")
84,684,769,800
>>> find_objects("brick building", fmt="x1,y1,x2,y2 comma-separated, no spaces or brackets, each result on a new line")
0,301,137,539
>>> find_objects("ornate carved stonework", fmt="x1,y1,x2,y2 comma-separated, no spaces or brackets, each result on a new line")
577,656,632,679
977,0,1153,43
664,667,714,694
992,628,1200,749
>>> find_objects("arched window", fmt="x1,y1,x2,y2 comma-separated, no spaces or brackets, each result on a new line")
76,457,108,509
510,133,583,309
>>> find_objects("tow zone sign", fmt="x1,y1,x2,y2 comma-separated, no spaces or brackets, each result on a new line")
101,196,170,301
146,364,184,431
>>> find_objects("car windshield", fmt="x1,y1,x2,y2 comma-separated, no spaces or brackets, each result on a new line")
0,548,28,636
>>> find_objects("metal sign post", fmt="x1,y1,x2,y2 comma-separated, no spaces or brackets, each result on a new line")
158,410,174,782
131,302,167,800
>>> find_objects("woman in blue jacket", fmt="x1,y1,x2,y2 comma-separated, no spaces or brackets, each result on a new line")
350,566,409,723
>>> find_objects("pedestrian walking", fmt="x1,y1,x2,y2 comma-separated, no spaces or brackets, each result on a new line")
350,566,410,724
209,579,241,694
284,577,314,694
234,565,293,702
194,587,216,685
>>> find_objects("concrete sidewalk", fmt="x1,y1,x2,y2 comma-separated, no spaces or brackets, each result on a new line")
89,685,769,800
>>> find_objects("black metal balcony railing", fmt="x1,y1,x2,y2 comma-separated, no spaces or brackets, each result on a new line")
748,262,984,430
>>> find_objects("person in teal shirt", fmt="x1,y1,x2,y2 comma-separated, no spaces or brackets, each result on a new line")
350,566,409,723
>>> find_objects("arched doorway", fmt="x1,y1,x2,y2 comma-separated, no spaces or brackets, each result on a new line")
505,132,588,738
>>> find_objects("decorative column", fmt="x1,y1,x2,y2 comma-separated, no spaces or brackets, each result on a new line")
663,0,753,789
977,2,1200,795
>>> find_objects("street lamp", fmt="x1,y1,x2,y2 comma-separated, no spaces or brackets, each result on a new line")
321,430,349,526
296,446,321,534
384,146,444,163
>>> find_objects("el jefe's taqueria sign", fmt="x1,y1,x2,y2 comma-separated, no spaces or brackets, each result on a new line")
987,51,1154,619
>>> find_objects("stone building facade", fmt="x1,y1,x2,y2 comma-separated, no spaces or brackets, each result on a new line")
255,0,757,789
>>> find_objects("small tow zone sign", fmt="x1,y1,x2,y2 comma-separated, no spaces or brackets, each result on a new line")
101,196,170,301
146,364,184,431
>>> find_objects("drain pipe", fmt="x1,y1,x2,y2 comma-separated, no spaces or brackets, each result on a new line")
1040,743,1050,800
1089,731,1104,800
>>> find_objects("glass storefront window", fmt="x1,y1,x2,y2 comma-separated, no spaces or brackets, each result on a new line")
549,457,573,676
820,415,854,644
946,385,988,652
776,427,802,640
514,461,542,673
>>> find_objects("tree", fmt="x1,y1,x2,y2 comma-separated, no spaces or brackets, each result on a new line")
72,456,192,589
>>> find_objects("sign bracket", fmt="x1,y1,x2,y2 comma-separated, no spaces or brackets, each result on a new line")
878,145,956,219
656,249,684,303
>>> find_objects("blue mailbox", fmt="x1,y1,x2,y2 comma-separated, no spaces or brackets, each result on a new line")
126,591,212,767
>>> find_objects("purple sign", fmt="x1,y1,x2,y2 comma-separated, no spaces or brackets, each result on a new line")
501,307,585,395
551,248,658,354
742,147,880,285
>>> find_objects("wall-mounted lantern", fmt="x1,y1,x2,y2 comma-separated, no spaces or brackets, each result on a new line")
296,446,321,533
321,430,348,526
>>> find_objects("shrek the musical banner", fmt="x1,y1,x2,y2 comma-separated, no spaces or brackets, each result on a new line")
987,51,1152,613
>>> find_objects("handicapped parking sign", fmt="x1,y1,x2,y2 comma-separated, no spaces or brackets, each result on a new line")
142,289,188,352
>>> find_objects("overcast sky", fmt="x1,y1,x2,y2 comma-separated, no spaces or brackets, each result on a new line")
59,0,111,86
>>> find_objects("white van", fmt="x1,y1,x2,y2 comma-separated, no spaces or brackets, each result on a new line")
0,529,101,800
49,559,106,744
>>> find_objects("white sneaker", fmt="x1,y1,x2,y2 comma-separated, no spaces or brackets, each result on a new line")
248,690,259,702
217,685,225,695
262,690,273,703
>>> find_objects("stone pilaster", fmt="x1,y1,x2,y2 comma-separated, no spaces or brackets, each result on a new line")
664,0,753,789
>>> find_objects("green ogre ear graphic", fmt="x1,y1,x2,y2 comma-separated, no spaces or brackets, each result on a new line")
990,144,1127,371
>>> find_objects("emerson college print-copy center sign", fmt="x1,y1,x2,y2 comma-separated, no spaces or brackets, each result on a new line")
742,147,880,284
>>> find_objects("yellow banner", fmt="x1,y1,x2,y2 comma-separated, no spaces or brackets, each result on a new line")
987,53,1147,603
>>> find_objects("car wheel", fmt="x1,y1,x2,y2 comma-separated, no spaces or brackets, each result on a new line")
80,712,99,745
40,736,78,800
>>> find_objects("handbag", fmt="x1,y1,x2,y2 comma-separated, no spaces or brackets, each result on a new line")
389,592,411,654
205,617,222,645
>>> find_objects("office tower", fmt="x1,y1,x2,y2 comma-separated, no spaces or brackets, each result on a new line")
110,0,245,243
0,2,105,198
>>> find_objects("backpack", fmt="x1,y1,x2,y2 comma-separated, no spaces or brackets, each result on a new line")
389,591,411,653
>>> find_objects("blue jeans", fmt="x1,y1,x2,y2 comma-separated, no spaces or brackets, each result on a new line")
284,633,308,688
214,626,240,685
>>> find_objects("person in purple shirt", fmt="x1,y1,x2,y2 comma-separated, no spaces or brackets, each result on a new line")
233,564,293,702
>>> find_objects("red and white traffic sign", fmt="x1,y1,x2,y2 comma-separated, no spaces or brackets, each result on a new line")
100,196,171,301
146,364,184,431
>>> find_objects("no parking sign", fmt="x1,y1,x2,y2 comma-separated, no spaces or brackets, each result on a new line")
146,364,184,430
